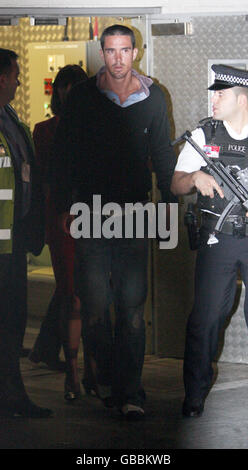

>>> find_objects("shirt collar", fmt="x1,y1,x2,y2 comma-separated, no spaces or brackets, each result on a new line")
223,120,248,140
96,66,153,97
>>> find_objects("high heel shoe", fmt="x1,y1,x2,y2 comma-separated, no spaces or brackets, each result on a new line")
64,378,81,401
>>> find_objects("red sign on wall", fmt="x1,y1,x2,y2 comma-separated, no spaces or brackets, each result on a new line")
44,78,53,95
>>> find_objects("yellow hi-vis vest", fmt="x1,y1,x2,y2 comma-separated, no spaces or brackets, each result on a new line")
0,105,35,255
0,130,15,254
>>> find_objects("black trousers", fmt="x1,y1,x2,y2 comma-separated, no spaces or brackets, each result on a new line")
75,235,148,407
0,224,28,401
183,230,248,401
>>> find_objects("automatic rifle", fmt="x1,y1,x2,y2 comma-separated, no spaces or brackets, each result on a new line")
172,130,248,244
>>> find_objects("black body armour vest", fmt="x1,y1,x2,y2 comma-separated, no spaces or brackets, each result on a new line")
197,118,248,216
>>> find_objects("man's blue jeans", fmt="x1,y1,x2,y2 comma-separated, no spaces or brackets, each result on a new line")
74,234,148,407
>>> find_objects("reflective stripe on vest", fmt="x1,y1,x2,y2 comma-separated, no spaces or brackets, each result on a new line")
0,111,34,251
0,156,11,168
0,229,11,240
0,130,15,249
0,189,13,240
0,189,13,200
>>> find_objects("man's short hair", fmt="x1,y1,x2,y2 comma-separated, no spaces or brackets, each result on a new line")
233,86,248,101
100,24,136,50
0,49,18,75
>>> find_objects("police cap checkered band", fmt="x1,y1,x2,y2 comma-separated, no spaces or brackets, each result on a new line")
208,64,248,90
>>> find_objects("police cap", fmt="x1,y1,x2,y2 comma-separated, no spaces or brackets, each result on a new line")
208,64,248,90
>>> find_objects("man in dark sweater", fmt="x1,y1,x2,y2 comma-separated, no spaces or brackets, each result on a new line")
52,24,177,420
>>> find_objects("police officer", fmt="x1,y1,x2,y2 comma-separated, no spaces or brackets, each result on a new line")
0,48,52,418
171,64,248,417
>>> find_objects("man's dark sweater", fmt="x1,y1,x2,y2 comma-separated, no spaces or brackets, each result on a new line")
51,76,177,212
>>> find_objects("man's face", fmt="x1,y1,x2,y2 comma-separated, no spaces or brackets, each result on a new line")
7,59,20,102
100,34,138,80
0,59,20,105
211,88,239,122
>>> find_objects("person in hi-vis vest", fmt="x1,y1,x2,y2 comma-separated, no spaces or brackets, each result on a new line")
0,48,52,418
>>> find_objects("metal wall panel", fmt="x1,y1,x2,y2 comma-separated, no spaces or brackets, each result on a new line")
0,16,130,126
153,15,248,137
152,15,248,362
0,15,155,351
1,14,248,361
218,283,248,363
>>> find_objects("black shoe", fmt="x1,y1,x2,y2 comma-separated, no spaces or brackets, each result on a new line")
182,398,204,418
81,379,114,407
120,404,145,421
29,350,66,372
0,398,53,418
64,389,81,401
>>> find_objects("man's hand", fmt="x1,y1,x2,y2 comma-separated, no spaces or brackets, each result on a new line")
58,212,74,235
191,170,224,199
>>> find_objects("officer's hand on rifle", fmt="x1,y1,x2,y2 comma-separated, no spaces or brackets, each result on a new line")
192,170,225,199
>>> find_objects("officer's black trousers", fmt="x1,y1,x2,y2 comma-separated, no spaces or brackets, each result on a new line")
183,231,248,401
0,223,28,402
